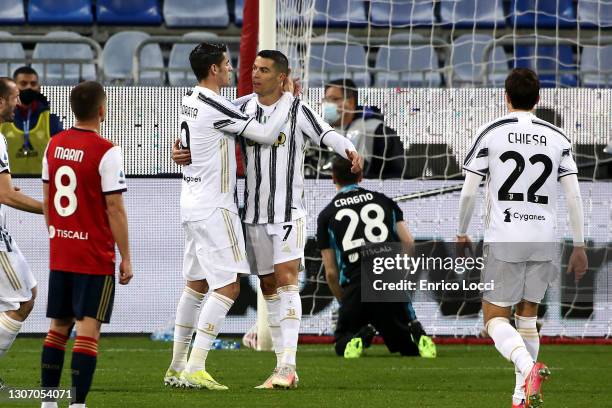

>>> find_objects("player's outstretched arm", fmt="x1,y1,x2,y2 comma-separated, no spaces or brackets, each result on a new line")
560,174,588,281
396,220,415,256
105,193,133,285
240,92,294,145
0,172,43,214
321,249,344,301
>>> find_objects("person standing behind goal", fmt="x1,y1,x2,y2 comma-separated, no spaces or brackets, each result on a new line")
457,68,587,408
41,81,132,408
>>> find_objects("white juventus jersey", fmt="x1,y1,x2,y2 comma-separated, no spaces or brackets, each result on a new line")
239,95,333,224
179,86,254,222
0,134,9,233
464,111,578,243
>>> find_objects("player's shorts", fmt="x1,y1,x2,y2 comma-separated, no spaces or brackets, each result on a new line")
46,270,115,323
481,248,558,307
0,240,37,312
182,208,249,290
244,217,307,276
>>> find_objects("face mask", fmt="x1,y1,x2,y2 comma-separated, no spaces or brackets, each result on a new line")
19,89,41,106
322,101,340,124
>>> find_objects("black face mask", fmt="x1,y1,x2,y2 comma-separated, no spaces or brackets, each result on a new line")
19,89,42,106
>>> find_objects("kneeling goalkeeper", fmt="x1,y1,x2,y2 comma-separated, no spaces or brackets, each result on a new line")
317,157,436,358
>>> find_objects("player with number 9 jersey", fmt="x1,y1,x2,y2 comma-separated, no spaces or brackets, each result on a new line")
42,120,127,275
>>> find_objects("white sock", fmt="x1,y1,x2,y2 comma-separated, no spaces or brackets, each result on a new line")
486,317,534,378
278,285,301,367
41,402,58,408
170,287,205,372
69,404,86,408
264,293,283,368
185,292,234,374
514,315,539,404
0,312,23,358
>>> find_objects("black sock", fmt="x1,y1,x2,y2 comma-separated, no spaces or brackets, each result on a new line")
71,336,98,404
41,330,69,399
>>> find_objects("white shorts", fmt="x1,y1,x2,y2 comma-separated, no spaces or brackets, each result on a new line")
182,208,250,290
0,240,37,312
481,252,558,308
245,217,307,276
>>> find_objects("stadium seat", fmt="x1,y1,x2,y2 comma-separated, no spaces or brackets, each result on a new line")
312,0,367,27
169,32,219,87
374,34,441,87
32,31,96,85
0,0,25,24
580,44,612,87
164,0,229,28
513,45,577,87
440,0,505,28
578,0,612,27
97,0,162,25
0,32,25,77
509,0,576,28
234,0,244,25
369,0,436,27
103,31,164,85
309,34,370,87
28,0,93,25
450,34,509,86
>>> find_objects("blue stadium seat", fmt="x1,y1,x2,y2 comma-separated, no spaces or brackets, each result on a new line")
97,0,162,25
313,0,367,27
509,0,576,28
578,0,612,27
28,0,92,25
450,34,509,86
440,0,505,28
370,0,436,27
0,0,25,24
164,0,229,28
580,44,612,87
375,34,441,87
234,0,243,26
513,45,577,87
169,32,219,86
0,31,25,77
32,31,96,85
103,31,164,85
309,34,370,87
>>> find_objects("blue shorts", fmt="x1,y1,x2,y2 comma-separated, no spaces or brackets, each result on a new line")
46,270,115,323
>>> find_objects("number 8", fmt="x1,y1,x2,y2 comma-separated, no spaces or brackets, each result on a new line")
54,165,78,217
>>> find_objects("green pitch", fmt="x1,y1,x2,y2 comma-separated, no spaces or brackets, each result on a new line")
1,337,609,407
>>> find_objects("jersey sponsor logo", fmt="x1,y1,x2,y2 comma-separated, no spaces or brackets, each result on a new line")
502,208,546,223
182,175,202,183
118,170,126,184
48,225,89,240
507,132,547,146
53,146,84,163
334,193,374,207
180,104,198,119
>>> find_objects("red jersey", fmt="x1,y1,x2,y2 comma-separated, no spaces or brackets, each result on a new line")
42,127,127,275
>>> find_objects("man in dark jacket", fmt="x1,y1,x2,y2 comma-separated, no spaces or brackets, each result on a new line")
0,67,63,175
320,78,406,179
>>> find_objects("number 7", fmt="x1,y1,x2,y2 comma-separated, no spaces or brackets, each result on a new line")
282,225,292,241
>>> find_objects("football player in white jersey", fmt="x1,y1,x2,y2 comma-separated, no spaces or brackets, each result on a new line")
173,50,362,390
164,43,295,390
0,78,43,377
457,68,587,408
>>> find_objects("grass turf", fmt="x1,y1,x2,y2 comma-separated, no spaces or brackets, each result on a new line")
1,337,609,407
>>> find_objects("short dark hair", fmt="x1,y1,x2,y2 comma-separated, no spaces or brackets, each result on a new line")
505,68,540,110
332,156,361,186
189,42,227,82
0,77,15,99
70,81,106,121
257,50,289,74
13,66,38,79
325,78,358,103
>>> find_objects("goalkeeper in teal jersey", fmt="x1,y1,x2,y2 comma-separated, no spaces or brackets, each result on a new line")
317,157,436,359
